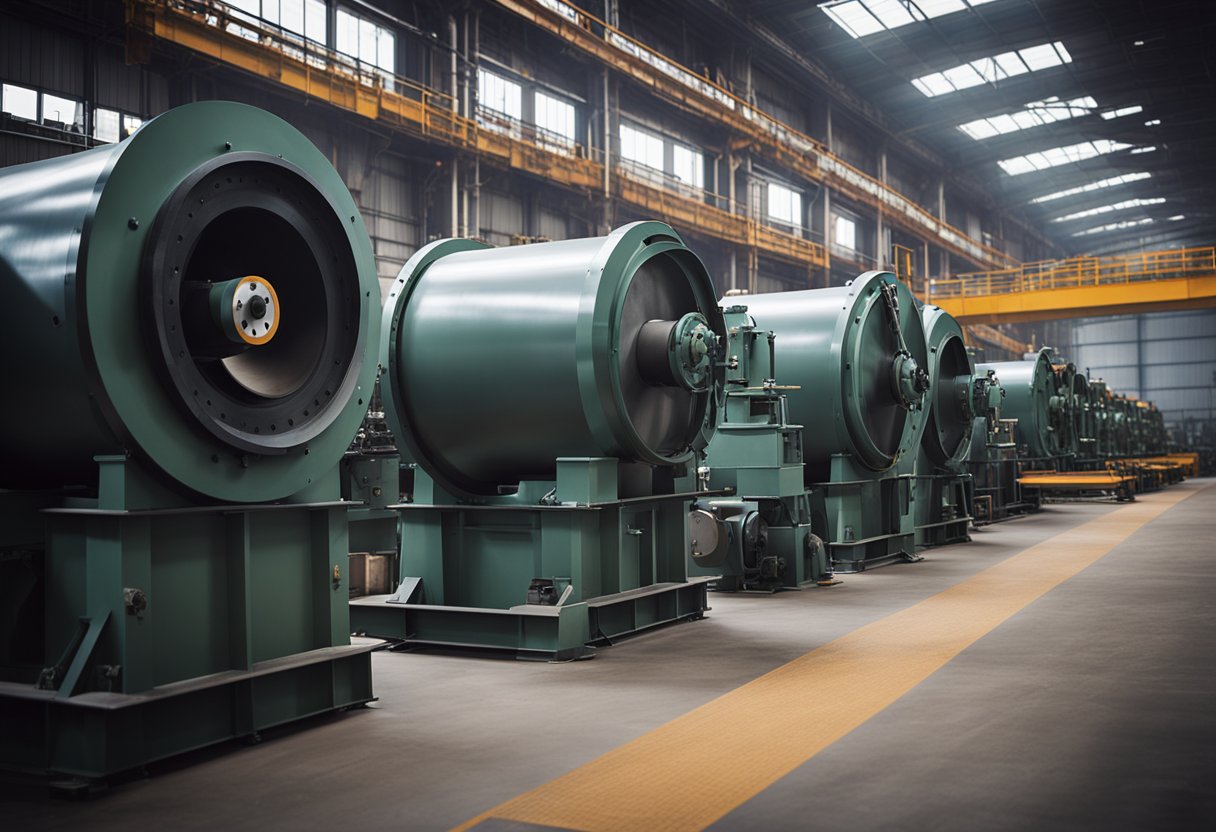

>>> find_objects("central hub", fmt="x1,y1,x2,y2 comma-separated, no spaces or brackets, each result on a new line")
892,351,930,410
206,274,280,347
636,312,715,392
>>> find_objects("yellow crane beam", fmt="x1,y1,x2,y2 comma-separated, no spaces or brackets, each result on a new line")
964,324,1027,356
929,247,1216,324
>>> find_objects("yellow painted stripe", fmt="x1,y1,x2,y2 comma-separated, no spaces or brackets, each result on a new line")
454,484,1205,832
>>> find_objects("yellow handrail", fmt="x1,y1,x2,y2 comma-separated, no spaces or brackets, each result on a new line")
928,246,1216,299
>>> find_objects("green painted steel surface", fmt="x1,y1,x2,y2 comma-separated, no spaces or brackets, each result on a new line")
380,222,725,497
689,305,832,590
978,350,1062,461
736,272,930,481
918,304,975,469
0,101,379,502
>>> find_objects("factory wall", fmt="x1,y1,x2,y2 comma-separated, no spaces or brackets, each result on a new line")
1070,310,1216,432
2,0,1058,304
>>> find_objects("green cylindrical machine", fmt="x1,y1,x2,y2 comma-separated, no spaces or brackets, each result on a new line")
919,304,975,469
0,101,377,502
734,272,930,572
912,303,977,548
380,222,723,496
978,349,1063,461
354,222,727,658
730,272,930,482
1050,360,1081,459
0,102,379,779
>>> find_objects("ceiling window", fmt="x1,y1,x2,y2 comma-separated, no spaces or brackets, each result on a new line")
1051,197,1166,223
1072,217,1154,237
1029,172,1152,204
834,215,857,250
1,83,37,120
767,182,802,226
672,143,704,189
534,90,576,143
479,69,523,120
821,0,999,40
337,8,395,78
911,41,1071,97
41,92,83,132
619,123,664,170
957,95,1096,140
997,140,1133,176
1100,105,1142,120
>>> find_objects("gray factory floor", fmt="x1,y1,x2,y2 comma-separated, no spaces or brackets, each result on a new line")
6,480,1214,831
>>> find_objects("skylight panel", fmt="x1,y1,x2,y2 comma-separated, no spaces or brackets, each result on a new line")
957,96,1095,140
912,41,1071,97
1129,146,1156,154
1051,197,1166,223
820,0,997,40
1028,172,1152,204
1072,217,1154,237
1100,105,1143,120
997,140,1132,175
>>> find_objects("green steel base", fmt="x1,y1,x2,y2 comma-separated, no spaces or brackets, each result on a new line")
912,471,973,549
828,532,921,573
914,516,973,548
0,643,374,780
350,578,712,661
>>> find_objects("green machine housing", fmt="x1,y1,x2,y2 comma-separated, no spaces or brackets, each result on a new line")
910,303,998,548
719,272,931,573
349,222,727,659
978,349,1068,464
0,102,381,780
684,304,834,592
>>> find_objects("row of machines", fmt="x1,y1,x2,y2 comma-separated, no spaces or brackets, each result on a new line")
0,101,1182,782
967,348,1178,516
344,246,1009,652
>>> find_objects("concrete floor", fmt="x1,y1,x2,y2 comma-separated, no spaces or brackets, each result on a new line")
5,482,1214,830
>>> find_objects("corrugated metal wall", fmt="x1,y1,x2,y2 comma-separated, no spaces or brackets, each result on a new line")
1070,310,1216,428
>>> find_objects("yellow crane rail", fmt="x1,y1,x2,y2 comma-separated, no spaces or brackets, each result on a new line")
491,0,1015,270
125,0,824,269
929,246,1216,324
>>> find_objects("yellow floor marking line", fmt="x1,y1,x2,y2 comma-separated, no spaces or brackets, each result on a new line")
453,484,1205,832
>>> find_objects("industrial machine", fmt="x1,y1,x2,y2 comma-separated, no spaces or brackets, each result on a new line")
349,222,727,659
979,349,1065,465
685,303,833,592
0,102,380,780
722,272,931,573
910,304,1000,548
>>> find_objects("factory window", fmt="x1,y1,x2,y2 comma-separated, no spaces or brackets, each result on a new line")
767,181,802,227
997,139,1133,176
911,41,1071,98
336,8,396,86
619,123,664,171
957,95,1095,141
1029,172,1151,204
834,215,857,251
533,90,575,145
821,0,999,40
224,0,326,44
41,92,84,133
123,114,143,138
1,83,38,121
93,108,121,143
672,143,704,189
1051,197,1165,224
479,69,523,121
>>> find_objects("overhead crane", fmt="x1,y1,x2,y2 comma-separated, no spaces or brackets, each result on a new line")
929,247,1216,324
124,0,826,271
